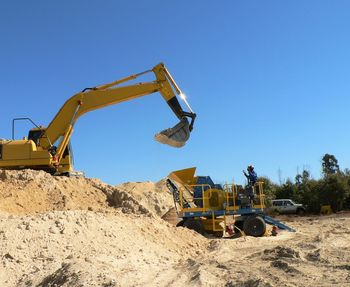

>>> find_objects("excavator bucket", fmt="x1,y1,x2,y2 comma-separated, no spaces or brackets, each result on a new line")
154,118,190,148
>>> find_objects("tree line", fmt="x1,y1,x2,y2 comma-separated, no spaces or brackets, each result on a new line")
259,154,350,213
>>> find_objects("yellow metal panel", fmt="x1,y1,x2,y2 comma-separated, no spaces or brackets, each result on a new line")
203,188,227,210
0,158,51,168
1,140,34,160
0,140,55,169
168,167,196,186
30,151,50,159
57,155,73,173
321,205,332,215
178,207,207,213
202,218,225,232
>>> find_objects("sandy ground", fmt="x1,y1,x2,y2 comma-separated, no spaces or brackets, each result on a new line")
0,169,349,287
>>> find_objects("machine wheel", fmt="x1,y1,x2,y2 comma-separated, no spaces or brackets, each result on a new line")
182,218,205,235
243,216,266,237
176,220,185,227
296,208,305,216
234,220,244,233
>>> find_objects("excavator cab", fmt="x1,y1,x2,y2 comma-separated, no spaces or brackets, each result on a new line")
28,128,44,146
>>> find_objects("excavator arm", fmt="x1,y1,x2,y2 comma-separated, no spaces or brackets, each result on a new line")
38,63,196,164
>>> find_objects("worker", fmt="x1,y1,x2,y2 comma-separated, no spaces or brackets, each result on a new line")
243,165,257,205
271,225,278,236
243,165,257,186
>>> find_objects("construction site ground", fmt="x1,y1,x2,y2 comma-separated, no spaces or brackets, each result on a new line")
0,169,349,287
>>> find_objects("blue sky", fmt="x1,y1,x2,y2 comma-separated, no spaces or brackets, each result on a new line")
1,1,349,185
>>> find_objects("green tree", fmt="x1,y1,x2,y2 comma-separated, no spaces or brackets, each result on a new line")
322,154,340,176
302,179,323,213
319,174,350,211
294,170,311,206
253,154,350,213
295,170,310,185
275,179,296,200
343,168,350,176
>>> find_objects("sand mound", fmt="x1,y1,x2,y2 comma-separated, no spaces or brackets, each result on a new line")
0,210,207,286
0,169,110,215
115,180,174,216
0,169,171,217
1,169,350,286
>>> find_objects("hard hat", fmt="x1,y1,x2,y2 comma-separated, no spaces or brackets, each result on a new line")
248,165,254,170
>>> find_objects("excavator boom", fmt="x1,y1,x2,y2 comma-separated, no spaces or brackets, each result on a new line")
0,63,196,174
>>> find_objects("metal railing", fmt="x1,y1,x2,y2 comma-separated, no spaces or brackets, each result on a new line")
178,181,266,213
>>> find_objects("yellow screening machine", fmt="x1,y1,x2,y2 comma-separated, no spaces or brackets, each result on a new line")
167,167,295,237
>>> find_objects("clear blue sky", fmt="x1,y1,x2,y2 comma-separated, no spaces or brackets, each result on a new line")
1,1,349,185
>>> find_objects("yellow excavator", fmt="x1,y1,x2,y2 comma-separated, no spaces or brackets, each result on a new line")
0,63,196,175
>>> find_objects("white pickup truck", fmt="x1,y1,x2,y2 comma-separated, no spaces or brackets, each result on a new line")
271,199,306,215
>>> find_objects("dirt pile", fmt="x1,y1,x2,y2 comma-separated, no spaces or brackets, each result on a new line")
0,169,209,286
0,169,350,286
114,180,174,217
0,169,172,217
0,209,208,286
0,169,110,215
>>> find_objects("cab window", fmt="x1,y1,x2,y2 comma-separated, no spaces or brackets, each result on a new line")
28,130,43,146
273,201,282,206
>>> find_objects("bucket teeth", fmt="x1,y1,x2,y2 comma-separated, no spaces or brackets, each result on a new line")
154,118,190,148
